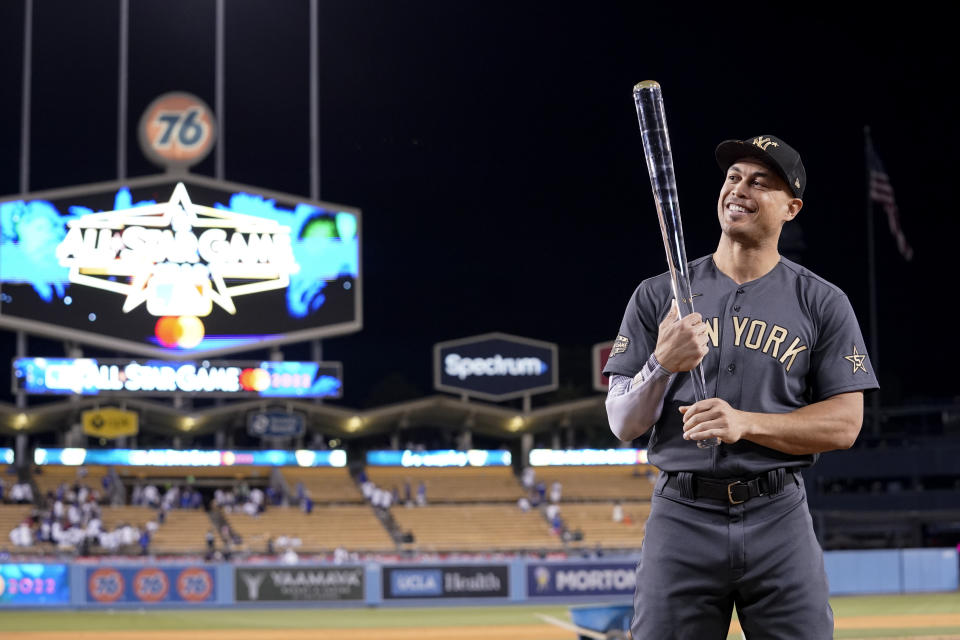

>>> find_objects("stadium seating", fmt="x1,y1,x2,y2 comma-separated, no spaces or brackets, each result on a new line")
99,505,156,530
560,501,650,550
224,505,395,553
365,466,525,503
530,464,657,501
392,504,565,552
32,464,109,498
117,465,273,483
147,509,218,554
280,467,364,503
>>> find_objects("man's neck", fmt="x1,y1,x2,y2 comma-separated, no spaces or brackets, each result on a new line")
713,238,781,285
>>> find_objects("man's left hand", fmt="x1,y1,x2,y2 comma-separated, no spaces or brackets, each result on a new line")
679,398,749,444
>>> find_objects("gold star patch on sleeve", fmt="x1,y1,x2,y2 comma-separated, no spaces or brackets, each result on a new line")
843,345,868,373
610,335,629,357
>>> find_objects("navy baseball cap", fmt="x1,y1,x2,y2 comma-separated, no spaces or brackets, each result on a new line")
715,135,806,198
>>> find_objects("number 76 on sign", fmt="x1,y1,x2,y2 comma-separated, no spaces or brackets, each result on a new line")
138,91,217,170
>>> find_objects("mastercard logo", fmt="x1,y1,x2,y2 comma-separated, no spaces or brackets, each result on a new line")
155,316,205,349
238,368,270,391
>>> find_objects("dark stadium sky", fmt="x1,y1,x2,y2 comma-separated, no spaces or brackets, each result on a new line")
0,1,955,411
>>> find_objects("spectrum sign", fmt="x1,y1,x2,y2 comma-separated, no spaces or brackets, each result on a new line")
433,332,558,401
0,175,361,357
13,357,342,398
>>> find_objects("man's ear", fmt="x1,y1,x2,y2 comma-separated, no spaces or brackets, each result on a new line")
784,197,803,221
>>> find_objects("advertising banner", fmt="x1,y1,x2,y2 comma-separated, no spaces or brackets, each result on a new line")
366,449,511,467
592,341,614,392
34,448,346,468
527,562,637,598
82,407,139,438
14,358,342,399
247,411,306,438
235,566,364,602
0,176,361,358
0,564,70,607
86,566,216,605
433,333,557,401
382,565,509,599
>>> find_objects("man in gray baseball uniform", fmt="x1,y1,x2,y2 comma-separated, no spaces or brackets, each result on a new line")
604,135,879,639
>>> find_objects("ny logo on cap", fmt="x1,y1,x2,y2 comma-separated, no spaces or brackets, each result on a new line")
753,137,779,151
795,178,801,189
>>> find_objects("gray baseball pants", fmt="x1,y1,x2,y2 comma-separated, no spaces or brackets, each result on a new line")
631,470,833,639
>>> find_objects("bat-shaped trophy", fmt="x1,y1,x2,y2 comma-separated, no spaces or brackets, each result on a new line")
633,80,719,449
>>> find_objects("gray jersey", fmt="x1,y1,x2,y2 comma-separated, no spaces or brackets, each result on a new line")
603,255,879,476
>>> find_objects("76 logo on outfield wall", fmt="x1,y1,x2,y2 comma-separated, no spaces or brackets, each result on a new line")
89,568,124,603
138,92,217,170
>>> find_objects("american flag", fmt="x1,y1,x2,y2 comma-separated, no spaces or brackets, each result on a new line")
867,137,913,261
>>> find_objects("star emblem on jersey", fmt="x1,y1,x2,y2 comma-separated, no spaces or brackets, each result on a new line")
843,345,868,374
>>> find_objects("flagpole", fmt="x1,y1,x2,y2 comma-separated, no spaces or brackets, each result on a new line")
864,125,881,435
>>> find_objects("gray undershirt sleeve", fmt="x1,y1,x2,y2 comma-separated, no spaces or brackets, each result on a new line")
606,353,675,442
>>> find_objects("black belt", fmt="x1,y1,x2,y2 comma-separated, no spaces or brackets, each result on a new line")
665,471,784,505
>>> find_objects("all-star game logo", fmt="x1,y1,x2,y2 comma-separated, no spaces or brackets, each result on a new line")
54,182,300,348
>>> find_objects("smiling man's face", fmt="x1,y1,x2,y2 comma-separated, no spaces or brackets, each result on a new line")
717,159,802,246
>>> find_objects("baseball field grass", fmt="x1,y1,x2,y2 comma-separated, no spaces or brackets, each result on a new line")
0,592,958,639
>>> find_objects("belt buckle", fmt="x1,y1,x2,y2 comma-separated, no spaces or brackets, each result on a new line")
727,481,746,505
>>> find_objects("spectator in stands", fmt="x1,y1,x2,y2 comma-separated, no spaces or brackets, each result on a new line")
143,483,160,508
302,493,314,515
85,513,102,541
522,466,535,492
403,480,412,506
535,481,546,504
545,503,560,523
550,481,562,504
382,487,394,510
9,520,33,547
550,512,563,537
281,546,299,565
333,545,349,564
0,476,5,502
139,529,150,556
518,496,531,512
612,501,624,523
361,479,375,501
250,487,265,513
206,530,216,553
67,502,81,527
10,482,33,504
416,481,427,506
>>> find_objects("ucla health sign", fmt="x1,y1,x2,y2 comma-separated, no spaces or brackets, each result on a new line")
0,175,360,357
13,357,342,398
383,565,509,600
433,332,558,401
